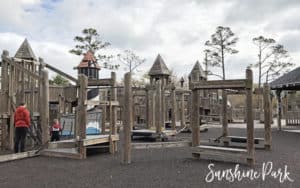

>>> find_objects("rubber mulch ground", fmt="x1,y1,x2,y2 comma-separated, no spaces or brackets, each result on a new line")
0,127,299,188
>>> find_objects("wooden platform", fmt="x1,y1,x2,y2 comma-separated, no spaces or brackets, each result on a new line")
83,135,119,146
43,134,119,159
192,145,250,164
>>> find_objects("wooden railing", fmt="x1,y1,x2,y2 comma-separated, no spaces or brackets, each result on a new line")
286,111,300,126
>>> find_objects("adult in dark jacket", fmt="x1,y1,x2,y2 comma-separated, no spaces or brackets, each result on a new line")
14,102,30,153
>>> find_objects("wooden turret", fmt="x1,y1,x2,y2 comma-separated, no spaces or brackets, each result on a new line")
188,60,206,82
75,51,100,80
148,54,170,86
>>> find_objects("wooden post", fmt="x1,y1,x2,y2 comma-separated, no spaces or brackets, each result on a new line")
1,118,7,150
58,95,64,119
122,72,132,164
40,69,50,145
76,74,88,158
109,98,114,153
246,68,254,166
263,83,271,150
1,51,9,150
276,90,282,131
132,96,135,127
160,78,167,130
29,63,35,113
180,93,185,128
171,85,177,130
20,60,25,105
191,89,200,146
222,90,228,137
150,91,155,128
145,88,150,128
155,80,162,133
161,85,166,129
101,105,106,134
111,72,117,135
101,91,107,134
9,62,15,150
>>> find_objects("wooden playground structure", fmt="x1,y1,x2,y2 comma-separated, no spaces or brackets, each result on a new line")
121,64,272,166
0,40,119,161
0,39,274,167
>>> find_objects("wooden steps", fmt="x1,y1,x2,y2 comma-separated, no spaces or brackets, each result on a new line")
48,140,76,149
41,148,82,159
42,135,119,159
192,145,250,164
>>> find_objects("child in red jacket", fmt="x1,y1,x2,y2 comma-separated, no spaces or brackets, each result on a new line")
50,119,62,141
14,103,30,153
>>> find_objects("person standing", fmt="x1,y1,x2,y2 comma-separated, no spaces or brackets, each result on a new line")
50,119,62,141
14,102,30,153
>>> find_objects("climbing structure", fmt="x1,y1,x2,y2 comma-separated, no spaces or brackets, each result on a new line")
0,39,49,150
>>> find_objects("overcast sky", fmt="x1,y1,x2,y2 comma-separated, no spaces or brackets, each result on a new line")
0,0,299,83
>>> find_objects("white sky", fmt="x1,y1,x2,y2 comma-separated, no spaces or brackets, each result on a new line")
0,0,299,83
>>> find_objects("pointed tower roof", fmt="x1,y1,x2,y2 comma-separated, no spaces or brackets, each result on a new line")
14,39,37,60
76,51,100,69
148,54,170,76
189,60,206,78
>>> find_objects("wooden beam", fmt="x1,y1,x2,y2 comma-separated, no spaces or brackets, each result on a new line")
88,79,112,86
192,145,248,164
190,79,248,90
12,57,38,64
132,141,191,149
44,63,78,83
0,150,39,163
87,100,119,106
